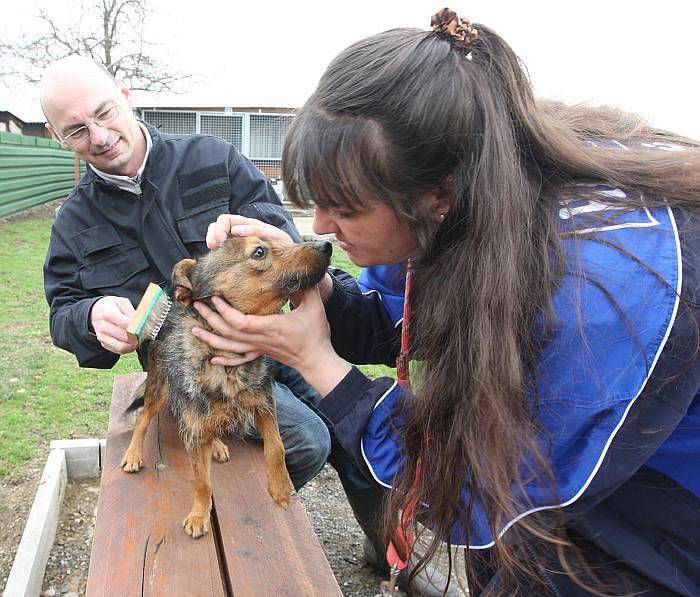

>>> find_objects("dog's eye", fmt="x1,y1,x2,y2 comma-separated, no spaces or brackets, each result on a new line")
250,246,267,260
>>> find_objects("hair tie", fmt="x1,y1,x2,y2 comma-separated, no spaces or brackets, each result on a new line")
430,7,479,51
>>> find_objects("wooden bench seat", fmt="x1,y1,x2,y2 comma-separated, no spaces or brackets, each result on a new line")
86,373,342,596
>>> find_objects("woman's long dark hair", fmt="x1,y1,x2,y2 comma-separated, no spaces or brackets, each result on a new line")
282,21,700,594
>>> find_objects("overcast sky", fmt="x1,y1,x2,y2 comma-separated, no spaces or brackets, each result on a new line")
2,0,698,139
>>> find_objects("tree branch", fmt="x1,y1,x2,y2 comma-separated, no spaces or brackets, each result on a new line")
0,0,186,92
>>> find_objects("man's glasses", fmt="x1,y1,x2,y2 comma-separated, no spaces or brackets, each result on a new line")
54,101,120,148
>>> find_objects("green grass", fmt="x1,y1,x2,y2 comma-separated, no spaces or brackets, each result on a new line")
0,217,393,477
0,218,140,476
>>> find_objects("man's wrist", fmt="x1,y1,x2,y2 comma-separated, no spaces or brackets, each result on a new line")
86,297,103,339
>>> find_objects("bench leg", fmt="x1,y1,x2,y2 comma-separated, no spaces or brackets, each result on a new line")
183,440,214,538
255,408,293,509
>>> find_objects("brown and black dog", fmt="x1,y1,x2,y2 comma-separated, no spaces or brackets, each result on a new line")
120,235,331,538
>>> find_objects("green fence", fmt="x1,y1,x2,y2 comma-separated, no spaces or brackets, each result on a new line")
0,130,78,218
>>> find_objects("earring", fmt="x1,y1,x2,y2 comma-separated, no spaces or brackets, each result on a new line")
439,213,446,221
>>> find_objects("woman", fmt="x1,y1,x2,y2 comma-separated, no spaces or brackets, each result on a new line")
193,9,700,595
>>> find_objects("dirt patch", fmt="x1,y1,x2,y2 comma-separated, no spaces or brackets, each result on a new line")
41,477,99,597
0,199,64,227
300,466,389,595
0,463,44,592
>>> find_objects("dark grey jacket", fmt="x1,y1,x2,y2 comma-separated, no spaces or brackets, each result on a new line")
44,122,299,368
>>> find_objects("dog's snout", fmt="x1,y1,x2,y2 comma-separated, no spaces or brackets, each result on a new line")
314,241,332,257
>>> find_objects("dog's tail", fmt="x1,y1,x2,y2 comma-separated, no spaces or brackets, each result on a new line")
125,378,147,413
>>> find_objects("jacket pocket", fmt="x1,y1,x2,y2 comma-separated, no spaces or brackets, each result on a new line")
79,246,150,290
176,198,229,244
75,225,122,256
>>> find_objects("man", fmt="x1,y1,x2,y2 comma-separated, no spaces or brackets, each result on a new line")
40,55,329,490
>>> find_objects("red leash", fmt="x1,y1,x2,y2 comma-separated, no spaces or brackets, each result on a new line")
381,261,418,594
395,262,413,390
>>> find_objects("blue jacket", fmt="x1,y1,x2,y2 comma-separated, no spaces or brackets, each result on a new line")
319,192,700,594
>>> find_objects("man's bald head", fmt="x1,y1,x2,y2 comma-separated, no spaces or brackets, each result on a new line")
40,56,117,122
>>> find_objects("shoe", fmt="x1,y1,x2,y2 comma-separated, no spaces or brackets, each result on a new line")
397,564,460,597
363,537,460,596
343,483,460,595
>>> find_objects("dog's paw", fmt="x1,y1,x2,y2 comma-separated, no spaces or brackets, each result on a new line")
182,513,211,538
211,438,230,462
268,475,294,509
120,450,143,473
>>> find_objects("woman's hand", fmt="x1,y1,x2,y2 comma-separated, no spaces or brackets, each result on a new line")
191,287,351,396
206,213,334,303
206,213,294,250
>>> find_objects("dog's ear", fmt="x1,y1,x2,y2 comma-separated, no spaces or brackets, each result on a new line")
172,259,197,306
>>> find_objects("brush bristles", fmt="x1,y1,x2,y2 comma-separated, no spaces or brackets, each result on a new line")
127,283,172,343
140,295,172,342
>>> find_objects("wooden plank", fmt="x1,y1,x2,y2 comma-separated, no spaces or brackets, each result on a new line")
212,441,343,595
86,373,226,597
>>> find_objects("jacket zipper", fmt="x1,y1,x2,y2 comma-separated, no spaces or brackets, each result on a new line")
524,542,563,597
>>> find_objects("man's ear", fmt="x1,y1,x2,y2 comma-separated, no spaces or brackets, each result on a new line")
172,259,197,306
118,81,133,107
45,123,61,144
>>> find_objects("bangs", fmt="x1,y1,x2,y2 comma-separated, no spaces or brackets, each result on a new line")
282,108,396,212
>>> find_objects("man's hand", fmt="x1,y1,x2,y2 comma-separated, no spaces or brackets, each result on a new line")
90,296,137,355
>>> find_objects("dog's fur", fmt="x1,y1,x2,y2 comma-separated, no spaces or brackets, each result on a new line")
120,235,332,538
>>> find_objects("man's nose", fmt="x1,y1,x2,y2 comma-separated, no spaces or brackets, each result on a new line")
88,122,110,145
312,208,336,235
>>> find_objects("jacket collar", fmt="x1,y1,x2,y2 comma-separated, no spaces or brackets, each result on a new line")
82,120,163,192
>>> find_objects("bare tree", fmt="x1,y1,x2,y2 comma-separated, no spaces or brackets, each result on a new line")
0,0,187,92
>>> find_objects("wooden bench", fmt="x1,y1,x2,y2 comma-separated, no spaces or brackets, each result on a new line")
86,373,342,596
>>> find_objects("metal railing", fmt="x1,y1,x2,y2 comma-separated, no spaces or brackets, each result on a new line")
140,109,293,184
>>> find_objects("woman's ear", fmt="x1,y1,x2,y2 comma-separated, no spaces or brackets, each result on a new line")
424,175,454,222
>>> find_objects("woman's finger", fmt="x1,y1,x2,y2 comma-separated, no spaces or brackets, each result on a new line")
206,222,228,249
193,300,241,335
191,326,255,354
209,296,278,336
210,352,261,367
292,286,327,317
222,214,263,228
205,213,295,250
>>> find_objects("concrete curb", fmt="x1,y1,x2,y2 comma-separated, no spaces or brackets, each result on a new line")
48,438,105,478
3,439,104,597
